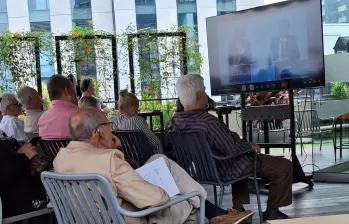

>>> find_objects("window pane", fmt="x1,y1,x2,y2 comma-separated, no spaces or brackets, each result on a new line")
30,21,51,32
71,0,92,26
28,0,49,10
217,0,236,15
0,0,7,12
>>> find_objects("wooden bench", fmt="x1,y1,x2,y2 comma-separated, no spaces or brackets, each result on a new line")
266,214,349,224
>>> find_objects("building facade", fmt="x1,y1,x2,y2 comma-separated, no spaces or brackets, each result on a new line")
1,0,347,98
322,0,349,23
0,0,267,98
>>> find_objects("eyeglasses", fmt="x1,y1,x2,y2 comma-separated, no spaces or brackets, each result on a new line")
94,122,113,133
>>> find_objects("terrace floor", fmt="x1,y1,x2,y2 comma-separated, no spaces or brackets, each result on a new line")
203,139,349,223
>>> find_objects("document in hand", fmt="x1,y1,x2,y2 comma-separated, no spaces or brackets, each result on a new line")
136,157,180,197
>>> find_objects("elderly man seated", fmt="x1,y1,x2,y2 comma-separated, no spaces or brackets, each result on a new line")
166,74,293,221
38,75,79,139
53,108,253,224
16,86,44,133
0,93,28,142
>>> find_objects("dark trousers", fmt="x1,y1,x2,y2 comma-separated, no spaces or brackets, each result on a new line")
231,154,293,209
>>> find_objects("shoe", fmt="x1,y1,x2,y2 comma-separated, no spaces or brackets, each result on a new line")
209,209,254,224
262,210,290,220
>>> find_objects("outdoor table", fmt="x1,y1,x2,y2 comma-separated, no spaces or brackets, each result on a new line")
213,105,241,128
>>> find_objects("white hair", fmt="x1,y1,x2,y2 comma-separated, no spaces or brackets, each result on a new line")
16,86,37,108
176,74,205,107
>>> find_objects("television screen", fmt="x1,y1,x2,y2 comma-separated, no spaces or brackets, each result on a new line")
206,0,325,95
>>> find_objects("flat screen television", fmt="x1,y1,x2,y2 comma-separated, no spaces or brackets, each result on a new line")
206,0,325,95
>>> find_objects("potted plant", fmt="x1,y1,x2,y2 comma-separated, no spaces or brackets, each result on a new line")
245,90,301,143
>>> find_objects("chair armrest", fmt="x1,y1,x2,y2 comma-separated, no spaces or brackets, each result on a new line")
2,208,53,224
118,191,205,218
319,117,335,122
211,149,254,160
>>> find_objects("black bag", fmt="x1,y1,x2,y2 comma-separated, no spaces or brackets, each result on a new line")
29,156,51,176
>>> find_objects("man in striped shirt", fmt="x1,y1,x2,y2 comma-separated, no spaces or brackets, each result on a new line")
166,74,293,221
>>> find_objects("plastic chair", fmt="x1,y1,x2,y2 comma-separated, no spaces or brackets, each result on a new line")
37,139,71,159
0,138,22,153
41,172,205,224
167,131,263,224
112,130,153,168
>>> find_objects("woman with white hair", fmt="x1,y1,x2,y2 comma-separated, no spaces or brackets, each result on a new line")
0,93,28,142
16,86,44,133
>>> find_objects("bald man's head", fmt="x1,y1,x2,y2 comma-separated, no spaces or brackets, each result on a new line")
69,108,107,141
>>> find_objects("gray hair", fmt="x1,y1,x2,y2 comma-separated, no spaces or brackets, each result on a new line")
0,93,18,115
69,110,102,141
16,86,37,108
79,96,100,109
176,74,205,107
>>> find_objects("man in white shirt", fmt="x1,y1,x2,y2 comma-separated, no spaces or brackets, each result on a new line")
16,86,44,133
0,93,28,142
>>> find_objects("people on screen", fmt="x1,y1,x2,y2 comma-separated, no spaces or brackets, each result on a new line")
270,19,300,62
228,27,252,66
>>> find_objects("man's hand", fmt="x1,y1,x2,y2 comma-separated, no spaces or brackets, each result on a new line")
111,135,121,149
251,143,261,153
17,143,37,160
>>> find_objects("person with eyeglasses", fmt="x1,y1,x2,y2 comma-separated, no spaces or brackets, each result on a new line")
0,93,29,142
54,108,248,224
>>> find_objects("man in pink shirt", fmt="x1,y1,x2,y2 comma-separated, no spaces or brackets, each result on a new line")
38,75,79,139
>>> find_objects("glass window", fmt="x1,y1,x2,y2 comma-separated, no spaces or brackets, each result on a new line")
28,0,54,80
217,0,236,15
135,0,160,97
177,0,199,72
28,0,49,10
0,0,8,33
71,0,92,27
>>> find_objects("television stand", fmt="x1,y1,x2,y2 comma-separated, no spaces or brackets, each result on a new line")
240,90,313,188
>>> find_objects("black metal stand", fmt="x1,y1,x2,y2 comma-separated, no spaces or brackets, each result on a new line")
241,90,313,188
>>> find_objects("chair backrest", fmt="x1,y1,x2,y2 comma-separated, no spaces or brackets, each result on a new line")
37,139,71,159
25,132,39,141
0,137,21,153
294,110,321,133
41,172,125,224
255,120,284,131
112,130,152,169
167,132,221,185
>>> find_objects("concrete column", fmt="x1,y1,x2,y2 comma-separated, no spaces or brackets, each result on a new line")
7,0,30,32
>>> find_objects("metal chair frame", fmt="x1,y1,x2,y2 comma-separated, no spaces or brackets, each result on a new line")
167,131,263,223
112,130,153,168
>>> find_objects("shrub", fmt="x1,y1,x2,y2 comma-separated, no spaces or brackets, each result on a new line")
331,82,349,100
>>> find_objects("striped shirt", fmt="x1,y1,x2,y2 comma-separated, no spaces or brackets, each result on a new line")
166,110,252,181
110,114,163,154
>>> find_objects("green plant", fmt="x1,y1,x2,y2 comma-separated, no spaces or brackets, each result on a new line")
0,30,53,92
139,93,176,130
117,25,203,100
331,82,349,100
41,82,50,110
